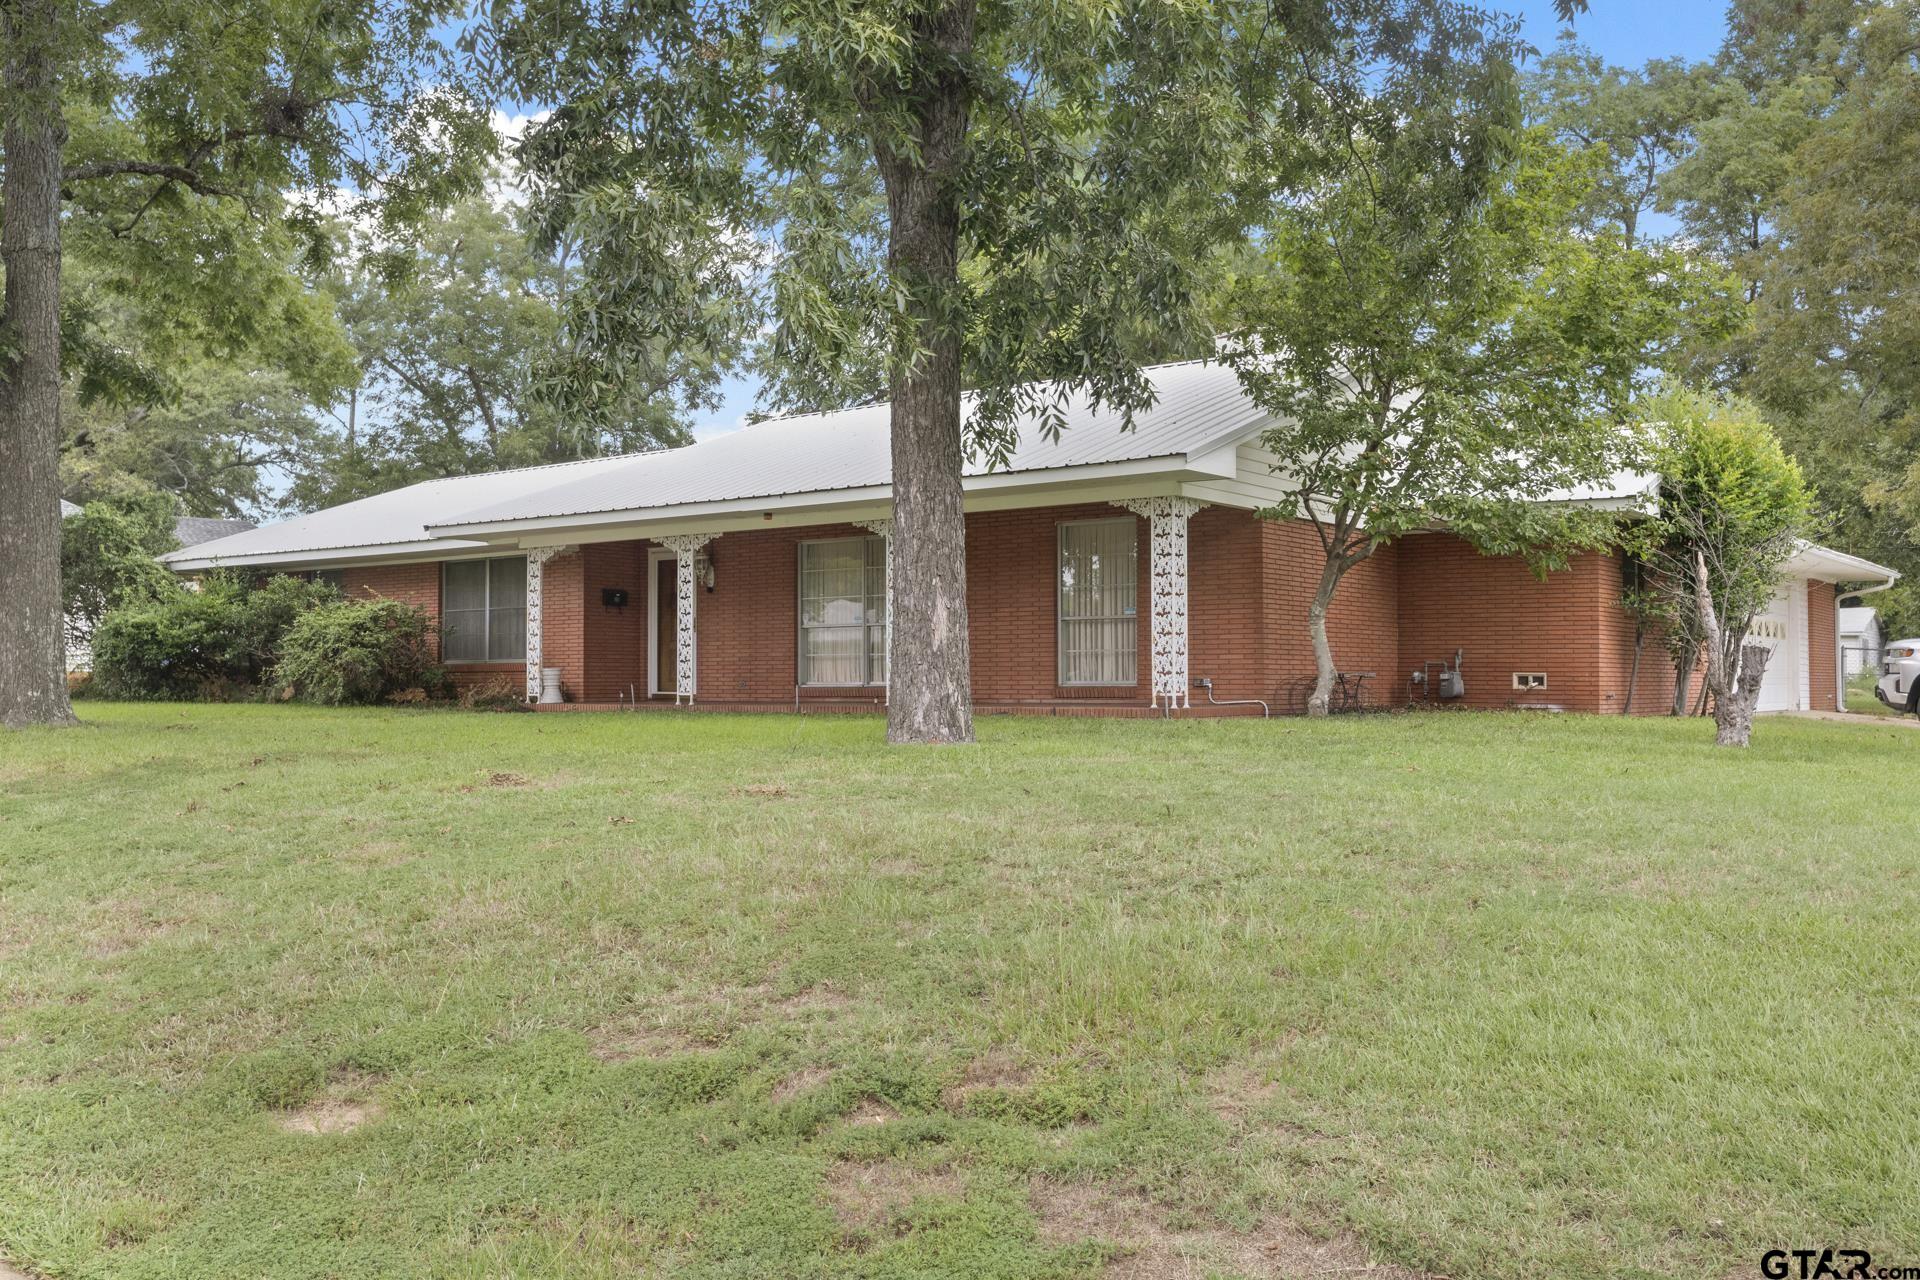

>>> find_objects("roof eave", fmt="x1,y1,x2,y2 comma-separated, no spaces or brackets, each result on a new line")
427,452,1236,541
162,537,496,573
1786,540,1901,586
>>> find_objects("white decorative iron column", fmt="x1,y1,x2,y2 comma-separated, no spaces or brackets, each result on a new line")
1114,498,1207,710
657,533,717,705
524,546,570,703
854,518,893,700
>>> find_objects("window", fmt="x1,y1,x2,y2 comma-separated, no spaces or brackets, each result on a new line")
314,568,346,590
1058,518,1137,685
442,557,527,662
799,537,886,685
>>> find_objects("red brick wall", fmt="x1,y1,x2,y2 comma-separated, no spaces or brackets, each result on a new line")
1593,567,1698,717
677,505,1399,712
1253,519,1399,712
1396,534,1635,713
539,551,586,700
324,508,1410,709
1808,580,1838,711
576,542,650,702
964,504,1152,703
336,559,521,693
323,513,1800,716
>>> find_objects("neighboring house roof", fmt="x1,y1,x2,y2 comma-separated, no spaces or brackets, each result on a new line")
164,359,1271,569
60,501,254,550
1838,606,1881,637
171,516,257,548
1785,541,1897,586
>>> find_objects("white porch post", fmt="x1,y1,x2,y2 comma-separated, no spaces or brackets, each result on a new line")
524,546,570,703
855,518,893,700
657,533,717,705
1114,498,1207,710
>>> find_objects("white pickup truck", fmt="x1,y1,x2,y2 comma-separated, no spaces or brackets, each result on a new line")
1877,639,1920,715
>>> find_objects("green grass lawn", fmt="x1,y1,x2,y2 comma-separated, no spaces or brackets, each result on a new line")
1846,666,1906,718
2,704,1916,1279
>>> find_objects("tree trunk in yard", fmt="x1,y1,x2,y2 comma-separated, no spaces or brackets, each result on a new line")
1713,643,1769,747
1670,648,1695,717
0,0,78,730
874,1,976,745
1305,554,1347,717
1692,549,1765,747
1622,620,1645,715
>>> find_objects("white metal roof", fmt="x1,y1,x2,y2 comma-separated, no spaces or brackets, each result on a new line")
159,454,648,569
432,358,1262,535
165,358,1268,568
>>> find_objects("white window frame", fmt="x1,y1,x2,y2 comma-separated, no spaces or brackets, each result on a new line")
440,555,528,664
1057,517,1139,687
796,535,888,687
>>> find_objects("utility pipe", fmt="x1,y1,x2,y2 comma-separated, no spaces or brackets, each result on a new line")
1193,677,1270,719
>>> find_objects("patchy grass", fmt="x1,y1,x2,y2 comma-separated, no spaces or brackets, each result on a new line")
1,703,1916,1278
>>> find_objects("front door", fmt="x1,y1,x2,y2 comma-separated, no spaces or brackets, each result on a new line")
655,557,676,695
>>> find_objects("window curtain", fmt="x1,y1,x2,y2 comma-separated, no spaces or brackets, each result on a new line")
1058,520,1137,684
800,538,886,685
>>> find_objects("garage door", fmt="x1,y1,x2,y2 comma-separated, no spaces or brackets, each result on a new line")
1752,583,1806,712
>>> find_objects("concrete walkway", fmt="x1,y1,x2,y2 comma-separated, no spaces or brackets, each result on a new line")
1773,709,1920,728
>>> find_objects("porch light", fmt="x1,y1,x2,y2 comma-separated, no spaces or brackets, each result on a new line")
698,549,716,592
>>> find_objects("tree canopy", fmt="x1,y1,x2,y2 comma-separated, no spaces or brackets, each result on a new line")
1224,113,1743,713
2,0,497,726
1628,386,1819,746
1522,5,1920,634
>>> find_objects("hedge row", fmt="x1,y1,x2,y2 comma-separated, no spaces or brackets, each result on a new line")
89,574,450,705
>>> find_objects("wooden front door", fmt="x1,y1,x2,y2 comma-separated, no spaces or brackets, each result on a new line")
655,557,676,694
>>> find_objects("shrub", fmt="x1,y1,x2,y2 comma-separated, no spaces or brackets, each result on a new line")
91,573,340,700
273,599,444,705
60,496,180,649
91,589,248,700
224,573,343,683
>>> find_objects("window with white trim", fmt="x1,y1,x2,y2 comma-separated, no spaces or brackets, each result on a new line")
441,557,527,662
798,536,886,685
1058,518,1138,685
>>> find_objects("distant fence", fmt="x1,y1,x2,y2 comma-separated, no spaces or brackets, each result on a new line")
1842,644,1882,680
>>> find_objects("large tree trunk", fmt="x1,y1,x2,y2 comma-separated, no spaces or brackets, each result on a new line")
874,0,976,746
1713,643,1770,747
0,0,78,730
1305,555,1345,717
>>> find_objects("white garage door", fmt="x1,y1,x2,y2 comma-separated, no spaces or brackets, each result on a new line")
1751,582,1807,712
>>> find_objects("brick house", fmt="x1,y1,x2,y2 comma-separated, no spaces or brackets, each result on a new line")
161,360,1897,716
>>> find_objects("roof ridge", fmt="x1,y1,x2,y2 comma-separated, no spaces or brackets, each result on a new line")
413,447,676,488
739,355,1225,430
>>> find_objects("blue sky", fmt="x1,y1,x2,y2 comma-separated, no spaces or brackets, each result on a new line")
687,0,1734,439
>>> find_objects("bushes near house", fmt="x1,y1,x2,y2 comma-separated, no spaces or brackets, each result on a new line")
274,600,445,705
91,572,459,706
91,573,341,700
